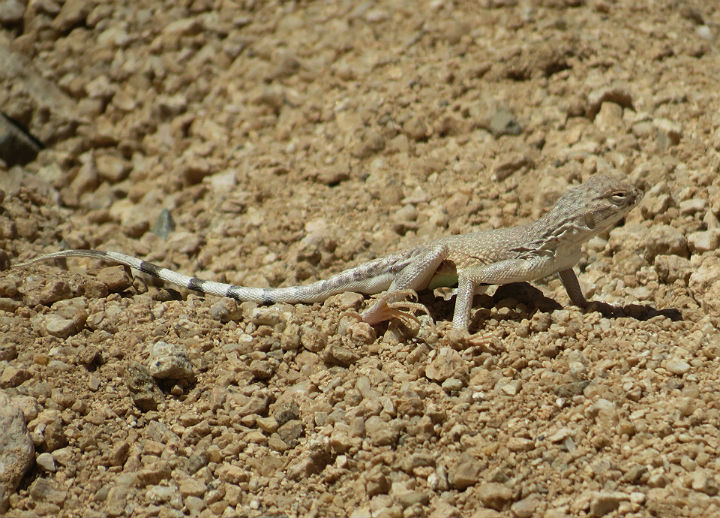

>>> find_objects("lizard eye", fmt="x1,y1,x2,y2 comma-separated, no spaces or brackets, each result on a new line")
610,191,627,203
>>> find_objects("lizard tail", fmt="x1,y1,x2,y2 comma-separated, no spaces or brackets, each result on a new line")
14,249,396,304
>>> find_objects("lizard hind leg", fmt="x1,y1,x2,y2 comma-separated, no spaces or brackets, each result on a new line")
361,289,431,326
361,243,448,327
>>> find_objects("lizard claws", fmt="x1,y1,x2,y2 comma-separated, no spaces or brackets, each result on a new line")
361,289,431,326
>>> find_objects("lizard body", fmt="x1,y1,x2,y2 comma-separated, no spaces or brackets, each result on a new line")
15,173,643,330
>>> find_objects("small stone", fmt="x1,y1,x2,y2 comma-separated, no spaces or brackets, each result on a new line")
678,198,706,215
323,345,359,367
256,416,279,434
477,482,513,510
0,0,24,25
351,128,385,158
0,366,31,388
41,314,80,338
0,298,20,312
250,360,275,380
548,427,573,443
209,299,243,322
507,437,533,452
588,491,628,517
53,0,91,31
489,108,522,137
654,255,691,284
146,484,181,506
215,464,250,484
450,458,482,489
43,420,68,452
425,347,468,382
137,460,172,486
403,116,429,141
95,153,131,183
105,485,129,516
642,224,688,262
147,341,194,383
595,102,624,131
441,377,466,392
691,469,718,496
495,377,522,396
365,416,399,446
124,363,163,411
511,495,541,518
0,344,17,361
29,477,66,506
653,118,682,147
36,452,56,472
178,477,206,498
276,419,304,448
0,392,34,497
23,279,72,306
314,166,350,186
51,447,73,467
587,86,633,119
689,257,720,314
493,153,533,181
688,229,720,254
273,400,300,425
95,266,133,292
395,490,430,507
665,359,690,375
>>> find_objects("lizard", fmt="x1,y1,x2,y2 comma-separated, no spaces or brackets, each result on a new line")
14,173,643,331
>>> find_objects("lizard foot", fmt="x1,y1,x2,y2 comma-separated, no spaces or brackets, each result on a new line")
361,290,431,326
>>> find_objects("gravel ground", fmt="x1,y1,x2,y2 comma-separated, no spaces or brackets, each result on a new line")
1,0,720,516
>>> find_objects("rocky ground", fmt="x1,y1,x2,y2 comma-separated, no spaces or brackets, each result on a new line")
1,0,720,516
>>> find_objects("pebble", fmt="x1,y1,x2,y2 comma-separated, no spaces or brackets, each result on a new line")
364,416,399,446
0,0,24,25
96,266,133,292
641,224,688,261
495,377,522,396
39,314,81,338
0,344,17,361
688,229,720,254
665,359,691,375
489,108,522,137
124,362,163,411
511,495,540,518
22,279,72,306
0,366,31,388
29,478,66,506
689,257,720,314
587,85,633,118
653,118,682,147
425,347,467,382
450,458,482,489
36,452,56,472
147,341,195,383
477,482,513,510
654,255,691,284
588,491,628,517
351,129,385,159
0,392,34,497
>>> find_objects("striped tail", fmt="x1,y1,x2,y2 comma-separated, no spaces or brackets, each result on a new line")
15,249,399,304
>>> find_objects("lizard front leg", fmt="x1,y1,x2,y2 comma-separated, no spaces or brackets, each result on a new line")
558,269,588,308
361,244,448,325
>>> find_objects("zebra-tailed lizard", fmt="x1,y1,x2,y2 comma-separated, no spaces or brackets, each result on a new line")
15,174,643,330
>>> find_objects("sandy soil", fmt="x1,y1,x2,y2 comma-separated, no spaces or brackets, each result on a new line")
1,0,720,516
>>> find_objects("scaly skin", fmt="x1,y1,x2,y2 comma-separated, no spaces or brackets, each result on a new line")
15,174,643,330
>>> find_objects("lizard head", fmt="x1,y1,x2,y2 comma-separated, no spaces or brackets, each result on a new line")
541,173,643,238
562,173,643,234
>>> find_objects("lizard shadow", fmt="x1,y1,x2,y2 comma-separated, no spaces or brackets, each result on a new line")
425,282,682,331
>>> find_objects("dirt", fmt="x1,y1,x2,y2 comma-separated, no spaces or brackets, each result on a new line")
1,0,720,516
